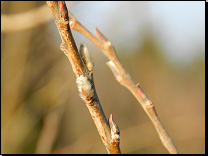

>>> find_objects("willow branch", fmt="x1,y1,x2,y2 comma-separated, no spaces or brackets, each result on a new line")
46,1,121,154
68,10,179,154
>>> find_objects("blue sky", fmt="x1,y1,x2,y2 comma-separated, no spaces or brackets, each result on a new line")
64,1,204,64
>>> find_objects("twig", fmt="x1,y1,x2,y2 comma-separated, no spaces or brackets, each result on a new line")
46,1,121,154
35,107,63,154
67,8,179,154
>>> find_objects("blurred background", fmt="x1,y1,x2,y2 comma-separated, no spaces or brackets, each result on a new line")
1,1,205,154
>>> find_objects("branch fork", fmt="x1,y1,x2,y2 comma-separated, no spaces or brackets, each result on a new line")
47,1,178,154
66,10,179,153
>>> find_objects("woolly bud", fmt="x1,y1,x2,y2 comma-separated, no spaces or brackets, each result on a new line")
76,75,94,100
80,44,94,72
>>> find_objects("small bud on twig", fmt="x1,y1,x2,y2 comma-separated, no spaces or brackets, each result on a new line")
109,114,120,142
80,44,94,72
95,27,109,42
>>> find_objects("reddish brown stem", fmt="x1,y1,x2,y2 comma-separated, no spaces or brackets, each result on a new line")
47,1,121,154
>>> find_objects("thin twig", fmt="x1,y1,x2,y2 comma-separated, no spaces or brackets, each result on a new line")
2,2,72,33
2,4,51,33
67,9,179,154
46,1,121,154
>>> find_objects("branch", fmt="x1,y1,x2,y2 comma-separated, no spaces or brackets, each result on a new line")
67,8,179,154
46,1,121,154
2,4,51,33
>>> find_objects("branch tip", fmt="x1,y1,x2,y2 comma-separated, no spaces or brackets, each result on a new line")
136,83,140,87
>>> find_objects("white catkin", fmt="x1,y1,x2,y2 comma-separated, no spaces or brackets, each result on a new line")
76,75,93,100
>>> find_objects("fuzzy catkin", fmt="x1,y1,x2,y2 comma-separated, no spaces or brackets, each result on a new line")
76,75,93,100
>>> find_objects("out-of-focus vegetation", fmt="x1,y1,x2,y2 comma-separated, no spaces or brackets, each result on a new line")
1,1,204,154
